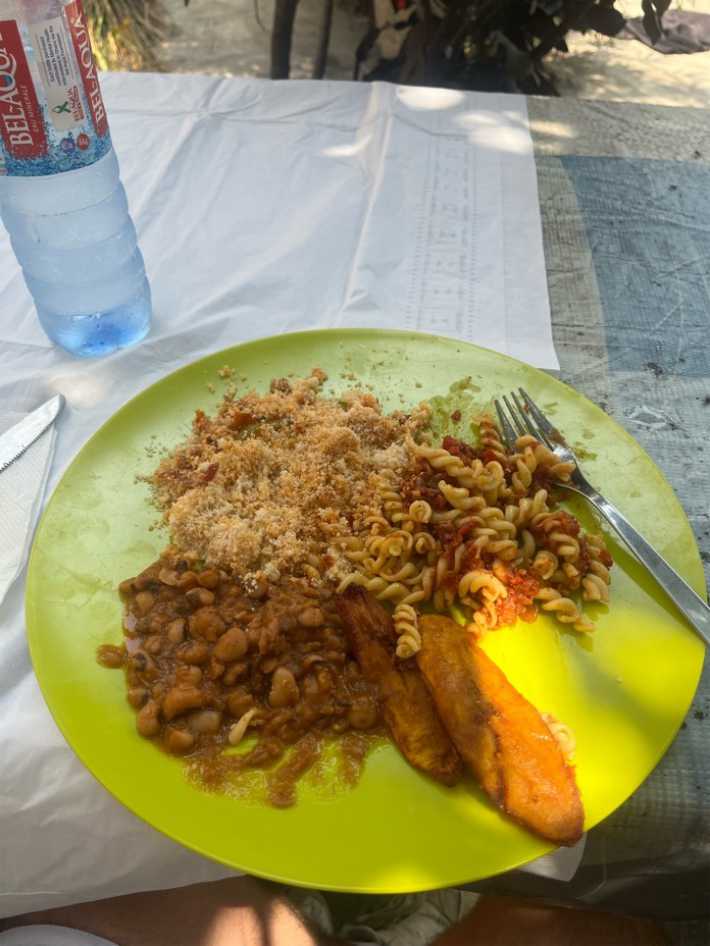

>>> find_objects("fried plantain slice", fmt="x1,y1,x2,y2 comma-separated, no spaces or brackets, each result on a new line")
336,589,462,786
418,614,584,845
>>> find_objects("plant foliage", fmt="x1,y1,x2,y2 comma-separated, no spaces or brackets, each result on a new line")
85,0,166,70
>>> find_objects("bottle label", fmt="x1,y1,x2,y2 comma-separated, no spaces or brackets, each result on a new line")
64,0,108,138
29,17,85,132
0,0,110,176
0,21,48,159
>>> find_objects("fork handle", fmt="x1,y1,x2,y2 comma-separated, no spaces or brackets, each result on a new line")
584,489,710,648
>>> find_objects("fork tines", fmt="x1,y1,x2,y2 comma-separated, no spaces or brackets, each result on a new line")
494,389,560,452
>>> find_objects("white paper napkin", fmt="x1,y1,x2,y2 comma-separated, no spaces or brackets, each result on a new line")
0,414,56,607
524,834,586,880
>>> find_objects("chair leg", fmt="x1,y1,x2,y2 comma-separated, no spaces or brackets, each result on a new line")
270,0,301,78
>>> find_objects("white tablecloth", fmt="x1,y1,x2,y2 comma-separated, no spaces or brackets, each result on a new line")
0,72,560,918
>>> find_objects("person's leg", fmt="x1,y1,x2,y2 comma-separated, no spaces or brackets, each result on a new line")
0,877,345,946
432,894,667,946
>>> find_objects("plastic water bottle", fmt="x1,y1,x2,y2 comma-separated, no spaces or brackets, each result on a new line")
0,0,151,356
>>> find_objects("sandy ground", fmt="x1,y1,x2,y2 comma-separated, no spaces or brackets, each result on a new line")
158,0,367,80
157,0,710,107
549,0,710,107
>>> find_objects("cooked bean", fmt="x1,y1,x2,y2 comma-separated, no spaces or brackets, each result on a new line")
269,667,299,708
127,687,148,709
177,640,209,665
158,568,180,587
213,596,241,622
324,650,345,666
136,700,160,737
117,558,386,804
147,614,167,635
174,598,193,618
166,618,185,644
347,696,378,731
176,570,199,590
129,651,158,681
118,579,134,596
232,608,254,624
316,666,333,693
223,662,248,686
96,644,124,669
226,689,254,718
208,658,225,680
257,617,280,655
301,654,325,671
151,682,167,701
163,685,204,720
134,591,154,615
185,587,215,608
134,574,158,591
189,608,225,641
213,626,248,663
164,727,196,755
128,649,147,669
190,709,222,734
277,611,298,632
197,569,220,589
176,664,202,686
323,629,344,649
298,606,324,628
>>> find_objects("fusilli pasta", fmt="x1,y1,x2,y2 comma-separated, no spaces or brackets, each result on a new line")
333,415,613,652
394,603,421,658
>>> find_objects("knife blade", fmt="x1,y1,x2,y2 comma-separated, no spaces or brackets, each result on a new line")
0,394,65,474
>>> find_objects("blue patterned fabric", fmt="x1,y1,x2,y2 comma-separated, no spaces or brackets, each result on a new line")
529,146,710,939
561,156,710,379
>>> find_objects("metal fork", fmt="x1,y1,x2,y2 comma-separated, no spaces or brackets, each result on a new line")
495,388,710,647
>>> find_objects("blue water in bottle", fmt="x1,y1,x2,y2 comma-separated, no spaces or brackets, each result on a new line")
1,148,151,356
0,0,151,357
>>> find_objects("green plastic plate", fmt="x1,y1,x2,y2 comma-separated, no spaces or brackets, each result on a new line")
26,329,705,893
